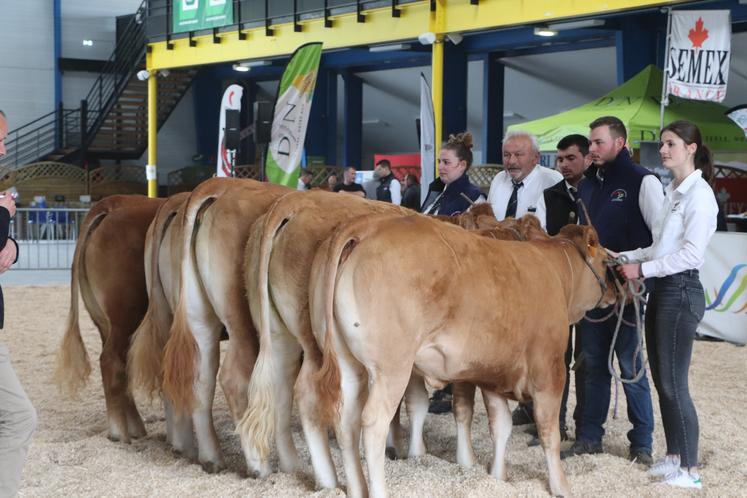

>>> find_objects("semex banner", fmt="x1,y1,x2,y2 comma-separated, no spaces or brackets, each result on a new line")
265,42,323,188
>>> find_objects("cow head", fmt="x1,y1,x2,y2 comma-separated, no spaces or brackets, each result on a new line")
557,224,618,317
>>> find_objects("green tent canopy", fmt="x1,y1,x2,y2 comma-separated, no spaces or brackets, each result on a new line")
510,65,747,158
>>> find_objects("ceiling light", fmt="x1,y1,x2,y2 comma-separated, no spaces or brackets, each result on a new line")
547,19,605,31
136,70,150,81
82,39,93,46
369,43,411,52
418,32,437,45
232,64,250,72
533,27,558,37
233,60,272,72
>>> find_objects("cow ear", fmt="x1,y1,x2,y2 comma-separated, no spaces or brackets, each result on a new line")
584,226,600,258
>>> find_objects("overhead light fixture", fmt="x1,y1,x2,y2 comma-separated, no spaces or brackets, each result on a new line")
136,70,150,81
533,27,558,37
446,32,463,45
82,39,94,46
547,19,605,31
418,32,437,45
369,43,411,52
232,60,272,72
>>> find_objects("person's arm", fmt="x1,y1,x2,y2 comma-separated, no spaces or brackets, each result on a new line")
639,175,665,232
640,188,718,278
535,194,548,232
0,239,18,274
390,179,402,205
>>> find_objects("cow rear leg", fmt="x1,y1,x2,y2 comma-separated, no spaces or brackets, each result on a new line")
453,382,477,467
295,352,338,489
362,370,412,498
386,403,405,459
269,332,302,474
163,393,196,460
534,391,571,497
191,320,225,473
482,391,512,481
334,353,368,498
404,373,428,458
100,336,143,443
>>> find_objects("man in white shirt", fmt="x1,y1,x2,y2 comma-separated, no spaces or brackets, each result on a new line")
487,131,562,220
374,160,402,205
296,169,312,191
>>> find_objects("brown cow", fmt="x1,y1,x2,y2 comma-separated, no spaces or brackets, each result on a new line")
311,215,617,497
161,178,290,473
55,194,165,443
127,192,194,455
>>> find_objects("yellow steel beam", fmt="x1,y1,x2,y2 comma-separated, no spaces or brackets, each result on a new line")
147,75,157,198
147,0,685,71
147,2,430,70
431,0,445,162
443,0,684,34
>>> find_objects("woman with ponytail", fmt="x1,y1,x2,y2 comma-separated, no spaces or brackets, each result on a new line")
421,132,485,217
614,120,718,489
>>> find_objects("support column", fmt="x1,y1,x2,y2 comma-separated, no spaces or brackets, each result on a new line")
147,74,157,198
342,70,362,168
243,81,256,164
442,41,467,141
482,53,504,164
306,68,329,163
192,68,222,166
616,16,659,85
325,70,338,165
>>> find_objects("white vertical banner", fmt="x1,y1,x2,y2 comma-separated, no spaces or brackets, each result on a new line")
699,232,747,345
216,84,243,177
419,73,435,206
665,10,731,103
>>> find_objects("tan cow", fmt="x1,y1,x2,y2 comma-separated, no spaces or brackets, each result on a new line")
127,192,193,455
311,215,617,498
55,194,165,443
161,178,290,473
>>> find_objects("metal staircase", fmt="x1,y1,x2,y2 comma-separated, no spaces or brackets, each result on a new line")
1,0,195,172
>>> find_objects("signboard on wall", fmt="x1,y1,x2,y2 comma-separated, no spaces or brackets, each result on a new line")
172,0,234,34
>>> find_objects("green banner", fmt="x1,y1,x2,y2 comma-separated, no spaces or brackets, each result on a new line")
265,43,323,188
172,0,234,34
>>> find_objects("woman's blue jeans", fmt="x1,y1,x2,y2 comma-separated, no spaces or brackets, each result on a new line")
645,269,704,468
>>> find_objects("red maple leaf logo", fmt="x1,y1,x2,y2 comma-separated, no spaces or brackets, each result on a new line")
688,17,709,48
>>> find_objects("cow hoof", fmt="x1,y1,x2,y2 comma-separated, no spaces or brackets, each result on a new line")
385,447,398,460
107,434,130,444
200,460,225,474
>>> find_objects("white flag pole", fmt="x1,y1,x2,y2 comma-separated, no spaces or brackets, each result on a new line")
660,8,673,132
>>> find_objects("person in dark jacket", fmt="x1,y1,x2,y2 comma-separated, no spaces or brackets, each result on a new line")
374,160,401,205
0,109,36,498
562,116,663,466
422,131,485,414
400,174,421,211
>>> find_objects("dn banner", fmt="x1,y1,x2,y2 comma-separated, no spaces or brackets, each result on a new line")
665,10,731,103
265,42,323,188
216,84,243,177
699,232,747,345
173,0,234,34
419,73,435,206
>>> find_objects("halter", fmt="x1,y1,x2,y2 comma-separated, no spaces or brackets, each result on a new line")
560,239,612,310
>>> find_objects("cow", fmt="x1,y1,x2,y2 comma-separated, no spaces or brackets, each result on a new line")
160,178,290,473
238,195,535,486
310,214,618,498
127,192,193,455
55,194,165,443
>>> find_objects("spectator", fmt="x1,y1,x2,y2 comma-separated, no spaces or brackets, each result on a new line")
615,120,718,489
333,167,366,198
401,174,421,211
297,169,313,191
487,130,562,220
562,116,663,466
374,159,401,205
326,173,339,191
0,109,37,498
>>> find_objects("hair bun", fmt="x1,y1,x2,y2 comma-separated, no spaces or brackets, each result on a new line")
448,132,473,150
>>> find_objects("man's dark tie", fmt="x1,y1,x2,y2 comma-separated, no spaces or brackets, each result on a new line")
505,181,523,218
568,186,577,200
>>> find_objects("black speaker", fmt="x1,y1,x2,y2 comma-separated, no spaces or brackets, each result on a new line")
224,109,241,150
253,101,273,144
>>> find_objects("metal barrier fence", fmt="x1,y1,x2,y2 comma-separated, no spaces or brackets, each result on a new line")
8,208,89,270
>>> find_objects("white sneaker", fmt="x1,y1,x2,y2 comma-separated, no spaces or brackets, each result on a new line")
663,469,702,490
648,456,680,477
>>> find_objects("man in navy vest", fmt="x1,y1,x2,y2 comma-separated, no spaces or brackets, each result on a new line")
374,159,402,205
561,116,663,466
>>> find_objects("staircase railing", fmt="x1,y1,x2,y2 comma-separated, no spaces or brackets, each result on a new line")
0,0,147,172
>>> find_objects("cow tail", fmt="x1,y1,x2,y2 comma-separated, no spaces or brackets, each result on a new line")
53,211,106,396
128,205,177,400
237,197,296,460
161,193,215,415
313,224,362,428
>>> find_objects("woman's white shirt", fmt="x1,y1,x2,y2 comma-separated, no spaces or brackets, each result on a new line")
620,169,718,278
